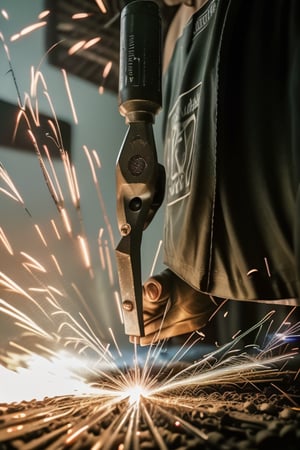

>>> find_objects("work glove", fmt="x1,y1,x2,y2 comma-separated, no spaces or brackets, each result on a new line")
135,269,217,346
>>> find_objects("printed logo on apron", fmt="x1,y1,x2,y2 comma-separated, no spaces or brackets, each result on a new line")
165,82,202,206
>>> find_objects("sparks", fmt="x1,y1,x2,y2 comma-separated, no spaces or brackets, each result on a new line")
72,13,91,20
78,235,91,269
10,21,47,42
94,0,107,14
68,40,86,55
102,60,112,79
38,10,50,20
1,9,9,20
0,8,299,449
0,227,14,255
84,36,101,49
125,384,149,405
61,68,78,124
60,207,72,234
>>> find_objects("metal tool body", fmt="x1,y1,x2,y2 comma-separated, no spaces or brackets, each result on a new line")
116,0,164,338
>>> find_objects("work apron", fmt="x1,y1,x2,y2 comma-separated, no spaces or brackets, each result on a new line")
162,0,300,303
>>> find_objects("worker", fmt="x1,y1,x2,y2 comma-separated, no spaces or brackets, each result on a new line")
139,0,300,345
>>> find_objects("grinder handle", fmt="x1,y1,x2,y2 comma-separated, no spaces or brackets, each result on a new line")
119,0,162,123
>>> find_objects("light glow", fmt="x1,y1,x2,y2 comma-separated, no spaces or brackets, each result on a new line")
125,384,149,405
0,353,98,402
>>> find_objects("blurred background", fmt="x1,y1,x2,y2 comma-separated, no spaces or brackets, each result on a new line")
0,0,172,352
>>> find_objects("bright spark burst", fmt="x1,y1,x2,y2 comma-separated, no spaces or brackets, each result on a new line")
0,4,299,449
125,384,149,405
0,316,299,448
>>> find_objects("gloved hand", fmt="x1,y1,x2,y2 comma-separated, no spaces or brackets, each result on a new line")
134,269,217,346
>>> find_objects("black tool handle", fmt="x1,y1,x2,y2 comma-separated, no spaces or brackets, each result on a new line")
119,0,162,123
